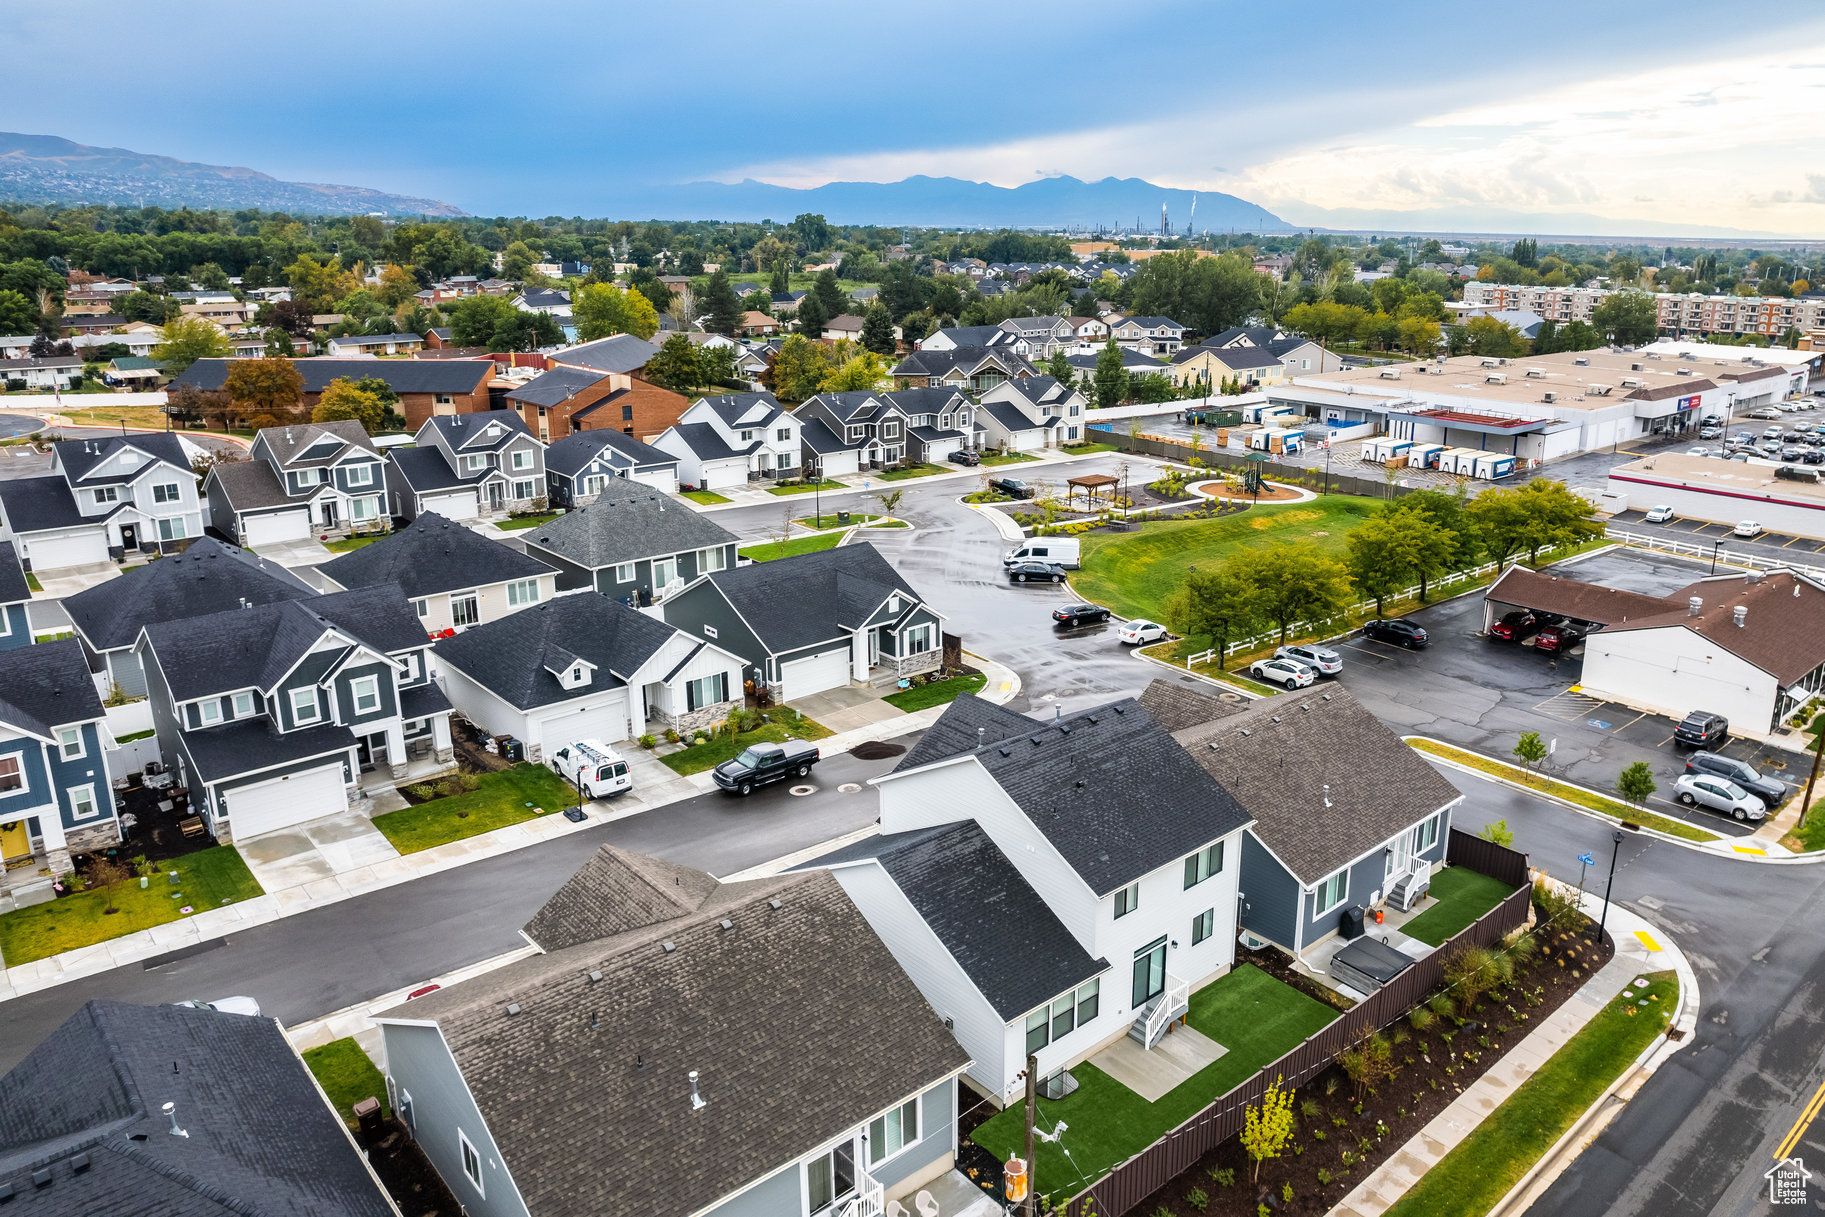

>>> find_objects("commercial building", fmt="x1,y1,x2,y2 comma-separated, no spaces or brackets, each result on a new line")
1605,453,1825,539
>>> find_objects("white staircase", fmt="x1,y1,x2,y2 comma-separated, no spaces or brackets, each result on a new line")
1126,973,1189,1049
1387,860,1431,912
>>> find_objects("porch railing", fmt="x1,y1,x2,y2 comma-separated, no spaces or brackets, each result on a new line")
835,1169,884,1217
1143,971,1189,1050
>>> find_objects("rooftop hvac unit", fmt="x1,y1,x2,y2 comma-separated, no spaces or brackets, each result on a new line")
1480,357,1500,368
1677,367,1693,375
1378,368,1402,379
1543,391,1558,403
1525,367,1546,378
1574,357,1590,366
1588,383,1614,395
1620,377,1645,388
1485,372,1507,384
1631,362,1645,371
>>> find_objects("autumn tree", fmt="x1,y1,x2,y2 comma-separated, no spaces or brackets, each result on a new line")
1241,1077,1295,1182
222,357,304,423
819,351,888,394
312,377,387,433
573,282,660,342
151,317,232,378
760,335,831,405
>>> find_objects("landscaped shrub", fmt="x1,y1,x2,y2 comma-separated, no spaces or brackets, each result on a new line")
664,728,680,743
637,733,656,749
406,784,434,801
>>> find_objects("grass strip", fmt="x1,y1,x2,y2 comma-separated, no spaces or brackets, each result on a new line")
497,512,562,531
657,715,834,775
882,673,987,711
1400,866,1519,946
877,463,948,481
371,764,575,854
680,489,732,505
302,1037,391,1126
795,513,878,530
739,532,844,562
766,480,846,496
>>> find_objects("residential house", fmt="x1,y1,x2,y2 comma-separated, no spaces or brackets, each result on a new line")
522,479,737,604
770,289,808,314
650,392,801,490
915,325,1009,352
0,542,31,651
318,512,558,635
173,358,494,429
1066,315,1109,347
323,332,426,357
739,310,780,338
64,537,315,700
1110,316,1187,356
0,1000,397,1217
376,847,967,1217
0,639,115,896
1169,344,1284,392
0,332,156,360
137,585,454,840
661,542,944,702
204,420,390,548
997,316,1075,358
806,692,1253,1103
891,345,1035,393
889,387,979,463
544,429,680,503
1199,327,1342,377
793,391,916,476
1062,349,1168,382
821,313,867,343
732,342,771,384
434,593,747,753
529,335,692,441
513,287,573,316
0,433,203,572
976,376,1086,449
0,355,83,390
387,410,548,522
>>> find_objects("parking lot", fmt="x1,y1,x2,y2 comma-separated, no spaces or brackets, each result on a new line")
1608,507,1825,564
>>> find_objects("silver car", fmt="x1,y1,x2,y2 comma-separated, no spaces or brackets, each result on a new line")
1275,643,1342,675
1673,774,1766,821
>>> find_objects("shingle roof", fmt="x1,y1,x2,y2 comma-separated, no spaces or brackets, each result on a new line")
0,639,105,739
894,345,1036,379
695,392,784,428
523,480,735,571
423,410,533,452
980,399,1052,434
1484,565,1676,626
1136,677,1242,732
1199,346,1283,370
523,844,721,952
504,366,610,408
55,432,190,485
64,537,313,652
173,358,492,395
181,717,357,784
1175,686,1461,883
928,325,1002,348
1602,569,1825,684
0,541,29,607
665,421,746,462
807,822,1108,1020
0,476,87,534
257,419,377,467
691,542,923,653
319,512,555,598
395,861,966,1217
543,430,677,477
550,334,661,374
434,592,683,711
387,445,470,492
206,459,302,512
0,1000,393,1217
796,417,851,456
891,694,1033,774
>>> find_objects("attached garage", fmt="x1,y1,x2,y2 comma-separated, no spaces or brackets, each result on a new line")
529,693,630,752
421,489,478,520
242,508,313,547
780,648,851,702
698,459,749,492
23,530,109,571
221,764,348,839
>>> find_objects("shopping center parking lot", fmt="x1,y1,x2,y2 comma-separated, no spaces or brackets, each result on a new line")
1330,545,1812,838
1607,508,1825,563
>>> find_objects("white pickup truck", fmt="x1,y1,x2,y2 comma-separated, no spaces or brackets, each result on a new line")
549,740,634,799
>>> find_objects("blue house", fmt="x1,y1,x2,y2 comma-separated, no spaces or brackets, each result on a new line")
0,639,115,903
0,539,35,650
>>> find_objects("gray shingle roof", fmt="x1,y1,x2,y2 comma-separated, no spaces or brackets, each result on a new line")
523,844,721,952
206,459,301,512
979,399,1051,434
56,433,191,484
387,445,470,492
0,477,85,534
543,430,677,478
0,1000,394,1217
523,481,735,571
181,717,357,784
0,541,30,607
796,417,850,456
665,421,746,462
891,694,1032,774
173,358,492,395
319,512,555,598
1175,686,1461,883
64,537,314,652
695,392,783,428
257,419,377,467
423,410,532,452
691,542,923,654
504,366,609,408
894,345,1036,380
1136,677,1242,733
0,639,105,739
550,334,661,374
433,592,683,711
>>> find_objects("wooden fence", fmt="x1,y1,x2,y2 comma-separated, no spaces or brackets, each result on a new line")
1060,832,1532,1217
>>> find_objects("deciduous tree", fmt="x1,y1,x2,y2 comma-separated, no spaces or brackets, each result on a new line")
1513,731,1547,769
818,351,887,393
760,335,831,405
1617,761,1656,806
0,289,34,335
1246,541,1355,643
572,282,660,342
642,334,706,391
313,377,386,433
222,357,304,421
1163,558,1260,670
150,316,231,378
1591,290,1658,345
1241,1077,1295,1182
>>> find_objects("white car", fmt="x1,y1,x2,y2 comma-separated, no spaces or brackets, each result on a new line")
1250,657,1316,689
1275,643,1342,675
1116,619,1169,645
549,740,633,799
1734,520,1764,538
1644,505,1675,523
173,996,262,1017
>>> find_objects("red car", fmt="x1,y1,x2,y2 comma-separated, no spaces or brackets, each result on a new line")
1489,610,1537,642
1532,624,1586,654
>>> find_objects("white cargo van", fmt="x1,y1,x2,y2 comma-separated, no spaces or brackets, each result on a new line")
1003,538,1081,569
549,740,633,799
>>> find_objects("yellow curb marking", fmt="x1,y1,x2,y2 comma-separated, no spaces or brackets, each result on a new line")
1733,845,1767,855
1634,930,1663,952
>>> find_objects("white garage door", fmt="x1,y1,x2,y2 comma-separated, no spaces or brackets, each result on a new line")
423,491,478,520
533,693,629,752
25,531,109,571
243,509,312,546
701,460,749,491
781,649,852,702
223,765,347,839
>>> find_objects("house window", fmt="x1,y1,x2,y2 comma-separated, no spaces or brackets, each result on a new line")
686,672,728,711
93,487,119,505
463,454,486,471
612,562,635,583
1050,991,1076,1041
398,653,421,682
513,479,537,500
1183,842,1224,889
0,755,23,794
458,1129,484,1195
1192,908,1215,945
777,427,792,441
1314,869,1349,915
507,579,540,607
289,687,320,724
351,497,374,520
582,475,607,495
698,547,727,573
158,517,186,542
805,1143,856,1216
452,595,480,627
622,404,634,422
152,482,181,503
510,449,533,470
435,393,454,406
412,598,429,619
1114,882,1139,918
351,675,381,715
1025,1007,1050,1054
196,700,223,727
68,785,99,822
702,625,719,640
1415,814,1441,851
868,1099,920,1166
346,464,372,486
901,623,935,654
233,691,255,717
1076,978,1100,1024
56,726,85,759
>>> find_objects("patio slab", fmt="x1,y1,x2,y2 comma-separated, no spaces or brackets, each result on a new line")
1090,1023,1229,1103
918,1168,1001,1217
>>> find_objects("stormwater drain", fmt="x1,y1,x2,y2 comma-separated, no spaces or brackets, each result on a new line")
789,785,817,797
838,783,863,794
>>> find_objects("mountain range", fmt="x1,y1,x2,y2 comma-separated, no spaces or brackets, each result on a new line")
0,132,467,217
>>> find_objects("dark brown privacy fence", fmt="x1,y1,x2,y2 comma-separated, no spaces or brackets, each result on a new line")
1060,836,1532,1217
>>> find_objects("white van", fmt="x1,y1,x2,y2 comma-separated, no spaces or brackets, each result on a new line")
549,740,633,799
1003,538,1080,569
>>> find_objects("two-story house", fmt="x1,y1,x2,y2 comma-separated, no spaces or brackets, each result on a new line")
793,391,916,476
650,393,801,492
0,639,115,902
1111,316,1187,357
892,346,1035,393
522,478,738,605
543,428,681,503
1066,315,1110,349
204,421,390,548
136,585,454,841
996,316,1075,358
888,387,980,464
318,512,559,634
0,434,202,573
387,410,548,522
975,376,1086,450
376,846,968,1217
804,692,1253,1104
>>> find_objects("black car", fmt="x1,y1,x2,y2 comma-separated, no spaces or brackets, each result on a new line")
949,449,981,466
1684,750,1789,807
990,478,1035,499
1008,560,1066,584
1803,450,1825,466
1783,446,1807,462
711,740,820,796
1052,602,1112,626
1363,618,1429,648
1673,711,1729,749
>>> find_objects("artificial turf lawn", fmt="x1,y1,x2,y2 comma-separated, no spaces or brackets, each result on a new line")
1399,866,1519,946
497,512,562,530
1383,971,1675,1217
371,764,577,854
739,532,845,562
882,672,987,711
0,846,264,966
681,489,732,505
1072,497,1382,621
322,536,382,553
658,716,834,776
970,964,1339,1191
302,1037,391,1126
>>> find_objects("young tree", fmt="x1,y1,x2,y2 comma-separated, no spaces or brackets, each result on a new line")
859,302,897,356
1345,511,1416,616
222,357,304,422
701,270,744,338
1245,541,1355,643
1617,761,1656,806
875,487,906,517
1479,819,1516,847
572,282,660,342
1335,1033,1396,1101
1164,558,1260,670
1092,338,1130,410
1470,479,1602,565
151,316,232,378
1513,731,1547,770
1241,1077,1296,1182
313,377,386,433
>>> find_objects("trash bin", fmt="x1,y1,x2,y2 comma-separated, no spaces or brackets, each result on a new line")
1339,904,1366,940
353,1097,383,1139
837,510,850,524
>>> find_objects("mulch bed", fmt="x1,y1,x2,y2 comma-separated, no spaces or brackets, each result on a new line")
359,1117,462,1217
1242,942,1358,1014
851,741,908,760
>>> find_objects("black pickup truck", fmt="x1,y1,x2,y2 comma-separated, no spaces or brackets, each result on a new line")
712,740,821,796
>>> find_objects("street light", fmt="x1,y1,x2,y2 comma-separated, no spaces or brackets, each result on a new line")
1596,829,1625,944
1710,537,1726,575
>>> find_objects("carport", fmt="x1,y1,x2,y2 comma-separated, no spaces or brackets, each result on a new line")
1481,564,1680,634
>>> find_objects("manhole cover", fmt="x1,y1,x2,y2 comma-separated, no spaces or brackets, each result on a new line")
789,785,817,797
850,741,907,760
837,783,863,794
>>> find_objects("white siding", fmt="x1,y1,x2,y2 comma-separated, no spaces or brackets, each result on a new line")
437,664,534,745
1582,625,1779,732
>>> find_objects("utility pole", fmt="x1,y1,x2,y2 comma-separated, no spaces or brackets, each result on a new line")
1798,708,1825,831
1023,1053,1038,1217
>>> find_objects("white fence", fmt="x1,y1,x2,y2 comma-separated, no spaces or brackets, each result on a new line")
1603,527,1825,582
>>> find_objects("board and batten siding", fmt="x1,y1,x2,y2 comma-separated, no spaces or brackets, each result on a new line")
380,1022,530,1217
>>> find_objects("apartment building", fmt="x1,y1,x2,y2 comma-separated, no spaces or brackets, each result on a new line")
1464,282,1825,339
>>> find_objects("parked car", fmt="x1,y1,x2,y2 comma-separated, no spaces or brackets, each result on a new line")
1005,538,1079,569
1783,446,1806,462
1748,407,1783,420
1699,426,1722,439
1250,656,1316,689
1734,520,1764,537
1644,505,1675,523
1673,710,1729,749
712,740,819,796
1007,560,1067,583
1276,643,1342,675
173,997,262,1017
1117,619,1170,645
1803,450,1825,466
1685,447,1711,458
990,477,1034,499
1363,618,1429,648
1488,610,1539,641
1531,623,1586,654
1684,750,1790,807
1052,602,1111,627
1673,773,1767,822
548,739,632,799
948,449,981,466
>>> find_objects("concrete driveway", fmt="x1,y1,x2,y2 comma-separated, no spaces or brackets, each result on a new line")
235,812,400,894
250,537,335,568
31,562,119,598
787,685,908,733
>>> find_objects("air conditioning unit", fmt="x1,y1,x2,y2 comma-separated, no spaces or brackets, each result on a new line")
1486,372,1507,384
1621,377,1645,388
1378,368,1402,380
1677,367,1693,375
1631,362,1645,371
1574,357,1590,366
1480,357,1500,368
1588,383,1614,396
1543,391,1558,403
1525,367,1546,378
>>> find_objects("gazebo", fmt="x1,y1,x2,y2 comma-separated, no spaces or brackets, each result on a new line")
1066,472,1119,509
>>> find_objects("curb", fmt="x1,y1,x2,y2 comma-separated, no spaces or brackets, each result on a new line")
1134,646,1269,700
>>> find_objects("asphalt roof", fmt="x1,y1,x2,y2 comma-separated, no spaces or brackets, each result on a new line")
180,716,358,785
543,429,677,477
206,459,300,512
665,421,747,462
504,366,609,408
1135,677,1242,732
550,334,661,374
0,541,30,607
890,693,1032,773
173,358,492,395
434,592,684,711
319,512,555,598
979,399,1052,434
1484,565,1678,626
689,542,923,654
0,476,86,533
423,410,532,452
387,445,470,492
522,844,720,952
0,639,105,738
524,480,735,570
695,392,783,428
64,537,314,652
257,419,377,468
1602,569,1825,684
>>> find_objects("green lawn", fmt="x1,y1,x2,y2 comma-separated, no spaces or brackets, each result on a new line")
877,463,948,481
681,489,732,505
302,1037,390,1126
972,964,1339,1192
497,512,562,531
658,716,834,776
1399,866,1518,946
1385,972,1675,1217
371,764,576,854
1073,496,1381,621
1061,441,1118,455
740,532,845,562
322,535,383,553
867,519,910,528
767,480,846,496
979,451,1040,467
0,846,264,966
883,673,988,712
796,513,879,530
24,573,41,592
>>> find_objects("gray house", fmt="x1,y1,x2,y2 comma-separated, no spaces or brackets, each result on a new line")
376,845,969,1217
388,411,548,523
543,429,680,504
203,420,389,548
522,478,737,605
660,542,945,702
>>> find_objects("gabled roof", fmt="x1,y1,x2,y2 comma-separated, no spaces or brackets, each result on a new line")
54,432,190,484
1203,326,1281,349
1136,677,1242,732
1603,569,1825,684
1116,315,1185,331
891,694,1033,774
320,512,555,598
422,409,533,452
796,417,853,456
0,541,29,607
894,345,1036,379
979,399,1053,434
173,357,491,395
0,639,105,739
882,387,969,416
206,460,304,512
694,392,784,428
434,591,685,711
64,537,314,652
1484,565,1677,627
0,1000,393,1217
664,421,748,462
993,375,1077,407
927,325,1002,348
550,334,662,374
255,419,378,468
504,365,610,408
181,717,358,785
387,445,472,492
544,429,677,477
0,477,86,534
802,390,904,425
688,542,923,654
524,480,735,570
1193,345,1282,370
523,844,720,951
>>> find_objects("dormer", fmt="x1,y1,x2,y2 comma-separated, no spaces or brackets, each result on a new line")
544,645,595,690
468,420,508,448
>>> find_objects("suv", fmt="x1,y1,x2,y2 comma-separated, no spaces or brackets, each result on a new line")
1250,656,1316,688
1363,618,1429,648
1684,750,1789,807
1673,711,1729,749
949,449,981,466
990,477,1034,499
1275,643,1341,675
1532,623,1586,654
1488,610,1538,642
1052,602,1111,627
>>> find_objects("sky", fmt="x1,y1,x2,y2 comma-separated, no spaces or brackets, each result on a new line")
7,0,1825,237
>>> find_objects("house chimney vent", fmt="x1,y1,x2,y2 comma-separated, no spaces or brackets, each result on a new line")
1688,596,1702,616
162,1102,188,1138
689,1070,707,1111
1734,605,1748,627
505,1003,522,1016
1323,783,1332,808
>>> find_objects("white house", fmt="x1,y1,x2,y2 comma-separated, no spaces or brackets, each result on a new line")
0,433,204,572
651,392,801,491
976,376,1086,450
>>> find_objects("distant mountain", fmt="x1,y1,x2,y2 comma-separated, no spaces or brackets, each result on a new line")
619,175,1287,231
0,132,467,217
